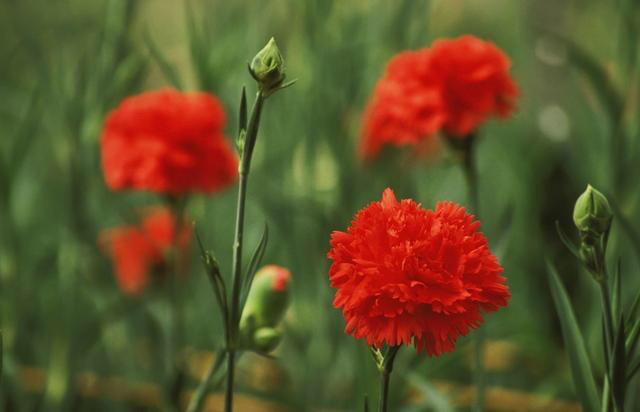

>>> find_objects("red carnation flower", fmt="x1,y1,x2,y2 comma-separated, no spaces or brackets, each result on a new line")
428,35,518,137
360,51,445,159
327,188,510,356
100,207,191,295
101,88,238,195
360,35,517,159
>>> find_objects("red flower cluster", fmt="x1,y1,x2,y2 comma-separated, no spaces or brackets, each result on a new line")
100,207,191,295
361,35,518,159
327,189,510,356
101,89,238,195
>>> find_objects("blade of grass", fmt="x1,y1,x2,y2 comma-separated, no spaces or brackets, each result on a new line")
143,29,184,90
239,223,269,314
610,314,626,411
547,262,600,412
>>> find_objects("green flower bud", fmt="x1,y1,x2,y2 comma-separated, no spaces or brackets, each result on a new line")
252,327,282,354
239,265,290,353
250,37,285,95
573,184,612,236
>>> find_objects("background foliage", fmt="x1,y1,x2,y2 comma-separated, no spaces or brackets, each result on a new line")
1,0,639,410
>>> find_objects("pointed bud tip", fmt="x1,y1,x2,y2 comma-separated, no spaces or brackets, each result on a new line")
250,37,286,95
573,184,612,235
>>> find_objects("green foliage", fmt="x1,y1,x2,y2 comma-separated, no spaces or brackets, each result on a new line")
1,0,640,410
547,263,600,412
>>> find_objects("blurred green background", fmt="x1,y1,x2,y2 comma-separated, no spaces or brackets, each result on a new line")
1,0,639,411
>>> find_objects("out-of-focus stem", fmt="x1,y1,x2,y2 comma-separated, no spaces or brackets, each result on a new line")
457,135,485,412
186,349,226,412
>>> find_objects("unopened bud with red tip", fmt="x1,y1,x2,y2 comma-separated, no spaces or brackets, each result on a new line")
239,265,291,353
573,184,612,237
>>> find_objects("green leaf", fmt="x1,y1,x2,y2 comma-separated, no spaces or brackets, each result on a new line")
557,34,623,122
555,221,581,260
408,373,454,412
610,314,626,411
627,356,640,381
627,287,640,326
363,395,369,412
239,86,248,133
610,199,640,281
612,260,622,325
239,223,269,313
194,224,228,318
144,29,184,90
547,262,600,412
625,316,640,357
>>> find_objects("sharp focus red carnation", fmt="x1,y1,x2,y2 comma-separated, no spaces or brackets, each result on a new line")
100,207,191,295
327,188,510,356
101,88,238,195
428,35,518,137
360,35,517,159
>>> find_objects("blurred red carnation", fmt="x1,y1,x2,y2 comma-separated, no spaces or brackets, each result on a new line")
428,35,518,137
360,51,445,159
101,88,238,195
100,207,191,295
360,35,517,159
327,188,510,356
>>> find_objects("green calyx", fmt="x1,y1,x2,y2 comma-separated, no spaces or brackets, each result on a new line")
250,37,286,95
573,184,612,237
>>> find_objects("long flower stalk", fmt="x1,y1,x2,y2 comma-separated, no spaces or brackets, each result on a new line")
189,38,292,412
225,90,265,412
377,346,401,412
453,134,485,411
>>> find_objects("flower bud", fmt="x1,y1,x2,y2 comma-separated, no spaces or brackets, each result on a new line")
250,38,285,95
252,327,282,354
573,184,612,236
239,265,290,353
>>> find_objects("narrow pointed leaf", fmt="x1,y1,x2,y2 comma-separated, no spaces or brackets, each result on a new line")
627,287,640,326
364,395,369,412
547,262,600,412
143,30,183,90
553,33,624,122
555,221,581,259
194,225,228,316
610,315,626,411
610,198,640,281
239,86,247,133
625,317,640,356
628,356,640,381
602,318,611,378
239,223,269,312
612,260,622,326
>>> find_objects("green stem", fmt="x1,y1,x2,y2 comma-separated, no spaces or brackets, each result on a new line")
599,267,615,412
186,349,226,412
378,346,400,412
600,281,615,359
166,197,187,408
225,91,265,412
456,134,485,412
225,350,236,412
